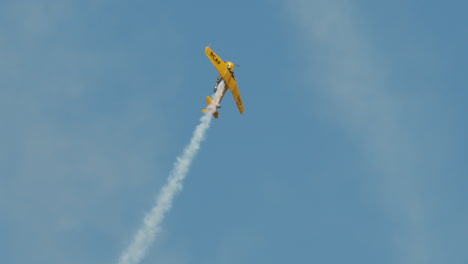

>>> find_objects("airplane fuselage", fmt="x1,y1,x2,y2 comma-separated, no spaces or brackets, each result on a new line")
214,76,228,105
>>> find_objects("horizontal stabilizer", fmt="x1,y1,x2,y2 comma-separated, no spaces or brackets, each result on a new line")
201,108,219,118
201,95,219,118
206,96,212,106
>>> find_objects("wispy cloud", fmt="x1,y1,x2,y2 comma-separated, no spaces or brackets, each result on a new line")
287,0,429,263
0,1,178,263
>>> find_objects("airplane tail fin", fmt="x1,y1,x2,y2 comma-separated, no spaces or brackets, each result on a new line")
201,96,219,118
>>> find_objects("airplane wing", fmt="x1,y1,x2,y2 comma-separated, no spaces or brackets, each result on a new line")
205,46,244,114
224,77,244,114
205,46,228,76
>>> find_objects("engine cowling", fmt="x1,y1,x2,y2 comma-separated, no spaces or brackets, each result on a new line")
226,62,235,72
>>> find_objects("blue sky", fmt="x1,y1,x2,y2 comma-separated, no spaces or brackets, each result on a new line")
1,0,467,263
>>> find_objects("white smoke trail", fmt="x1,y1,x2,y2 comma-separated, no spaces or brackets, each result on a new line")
118,81,226,264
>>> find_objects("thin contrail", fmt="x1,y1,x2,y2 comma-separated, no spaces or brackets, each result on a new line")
118,82,226,264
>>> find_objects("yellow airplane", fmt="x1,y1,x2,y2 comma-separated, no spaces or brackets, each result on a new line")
202,46,244,118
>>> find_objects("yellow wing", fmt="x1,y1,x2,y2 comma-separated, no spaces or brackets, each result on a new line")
224,77,244,114
205,46,228,76
205,46,244,114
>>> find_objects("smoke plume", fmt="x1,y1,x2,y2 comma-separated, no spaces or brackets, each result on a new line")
118,82,226,264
